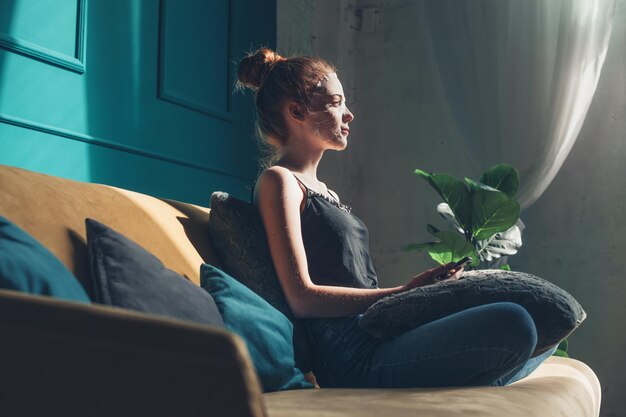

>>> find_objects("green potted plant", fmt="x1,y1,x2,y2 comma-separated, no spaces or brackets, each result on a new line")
404,163,523,270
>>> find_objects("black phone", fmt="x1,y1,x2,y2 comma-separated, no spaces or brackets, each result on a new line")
453,256,472,269
434,256,472,281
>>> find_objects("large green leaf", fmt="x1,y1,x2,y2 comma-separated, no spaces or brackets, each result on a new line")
470,189,520,241
434,231,476,259
479,164,520,198
423,231,478,265
427,242,455,264
403,231,478,266
464,177,499,192
415,169,471,230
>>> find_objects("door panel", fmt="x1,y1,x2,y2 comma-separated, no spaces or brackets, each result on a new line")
0,0,275,204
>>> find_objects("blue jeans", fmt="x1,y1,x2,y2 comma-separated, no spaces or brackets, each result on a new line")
306,302,557,388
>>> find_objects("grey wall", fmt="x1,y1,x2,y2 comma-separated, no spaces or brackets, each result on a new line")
517,2,626,415
279,0,626,415
277,0,314,56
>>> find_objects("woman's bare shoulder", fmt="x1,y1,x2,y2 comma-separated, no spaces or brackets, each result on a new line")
260,165,293,180
252,166,301,209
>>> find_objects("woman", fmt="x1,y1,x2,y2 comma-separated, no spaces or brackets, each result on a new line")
237,48,556,388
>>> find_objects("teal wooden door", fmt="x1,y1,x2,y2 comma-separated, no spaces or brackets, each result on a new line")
0,0,275,205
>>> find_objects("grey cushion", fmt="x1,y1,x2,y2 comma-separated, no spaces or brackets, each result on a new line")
208,192,291,315
359,269,586,354
87,219,224,328
207,191,313,373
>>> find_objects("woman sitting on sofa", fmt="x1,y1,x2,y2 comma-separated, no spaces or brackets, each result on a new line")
238,47,556,388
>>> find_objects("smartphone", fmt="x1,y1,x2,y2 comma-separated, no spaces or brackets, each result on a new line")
434,256,472,281
453,256,472,269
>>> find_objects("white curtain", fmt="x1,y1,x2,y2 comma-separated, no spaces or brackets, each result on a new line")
418,0,616,210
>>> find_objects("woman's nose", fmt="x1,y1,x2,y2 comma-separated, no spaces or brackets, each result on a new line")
344,107,354,123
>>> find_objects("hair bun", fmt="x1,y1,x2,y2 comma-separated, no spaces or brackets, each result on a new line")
237,48,286,90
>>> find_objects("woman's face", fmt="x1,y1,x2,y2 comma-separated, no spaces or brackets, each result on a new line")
306,72,354,149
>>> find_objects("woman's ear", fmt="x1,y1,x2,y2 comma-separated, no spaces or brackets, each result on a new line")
287,101,306,121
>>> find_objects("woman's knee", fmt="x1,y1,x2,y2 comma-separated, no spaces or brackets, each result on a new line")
485,302,537,356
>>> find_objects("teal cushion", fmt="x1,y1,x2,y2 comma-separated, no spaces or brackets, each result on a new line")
200,263,313,393
0,216,90,303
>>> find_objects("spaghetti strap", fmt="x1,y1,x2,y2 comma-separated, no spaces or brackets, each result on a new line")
291,172,310,193
250,173,311,205
327,188,340,203
292,173,352,214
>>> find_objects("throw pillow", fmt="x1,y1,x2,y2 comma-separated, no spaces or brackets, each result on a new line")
359,269,586,354
86,218,223,327
200,263,313,393
207,191,313,373
208,192,291,314
0,216,90,303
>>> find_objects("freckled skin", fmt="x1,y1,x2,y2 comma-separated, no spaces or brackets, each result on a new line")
306,73,352,149
310,109,343,145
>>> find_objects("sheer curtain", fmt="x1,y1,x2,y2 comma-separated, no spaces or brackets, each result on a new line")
418,0,616,210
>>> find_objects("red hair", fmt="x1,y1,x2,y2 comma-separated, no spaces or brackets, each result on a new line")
236,47,336,169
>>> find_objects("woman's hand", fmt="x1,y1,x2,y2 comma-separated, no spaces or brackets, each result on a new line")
402,263,465,291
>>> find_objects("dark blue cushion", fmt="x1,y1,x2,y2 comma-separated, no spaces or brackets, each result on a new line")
0,216,90,303
200,263,313,393
86,218,223,327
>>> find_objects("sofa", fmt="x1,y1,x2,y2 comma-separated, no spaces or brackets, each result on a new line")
0,163,601,417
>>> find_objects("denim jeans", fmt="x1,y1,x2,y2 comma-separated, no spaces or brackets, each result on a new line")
306,302,556,388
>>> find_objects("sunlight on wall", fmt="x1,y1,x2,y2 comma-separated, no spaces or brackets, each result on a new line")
0,123,91,179
0,0,92,181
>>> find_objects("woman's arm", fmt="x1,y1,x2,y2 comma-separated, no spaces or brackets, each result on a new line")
253,166,461,318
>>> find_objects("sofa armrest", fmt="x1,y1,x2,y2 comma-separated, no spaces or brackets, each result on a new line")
0,289,267,417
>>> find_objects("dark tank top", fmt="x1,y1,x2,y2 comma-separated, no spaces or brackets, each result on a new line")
291,173,379,289
250,172,378,372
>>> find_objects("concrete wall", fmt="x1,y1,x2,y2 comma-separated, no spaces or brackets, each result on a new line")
516,2,626,415
277,0,314,56
278,1,626,415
